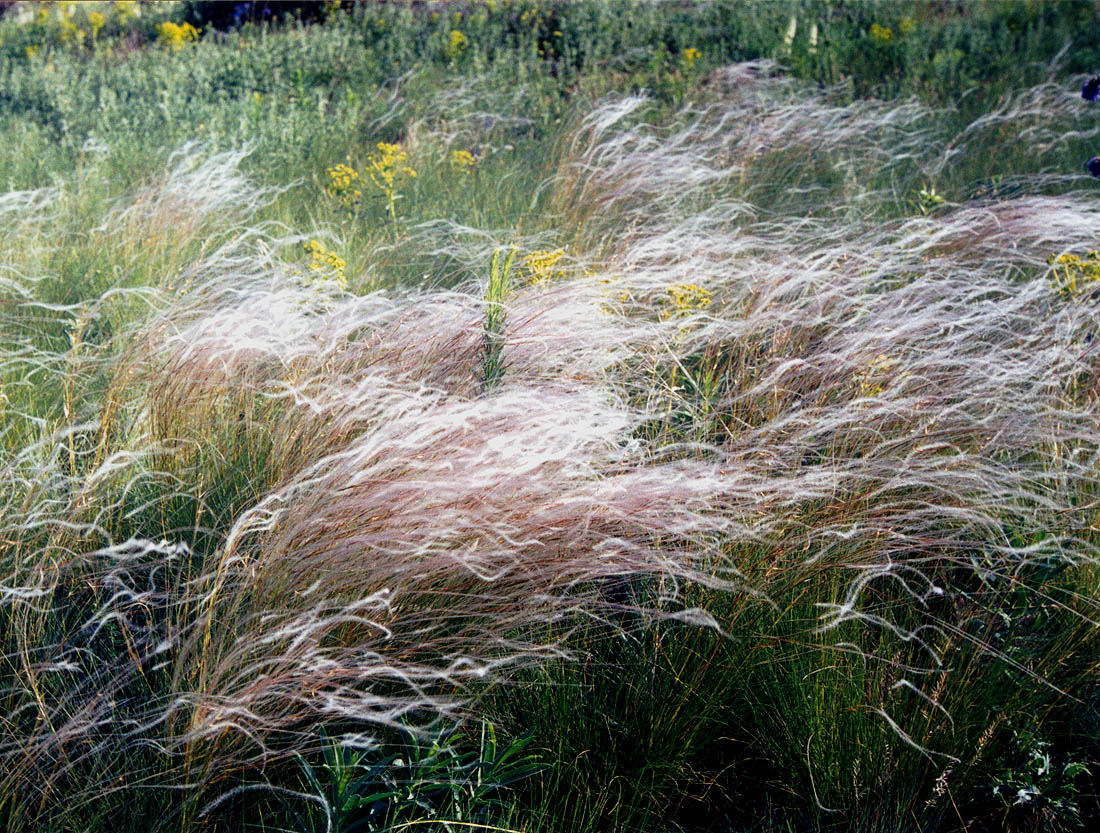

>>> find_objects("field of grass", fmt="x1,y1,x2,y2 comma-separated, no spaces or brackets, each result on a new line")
5,1,1100,831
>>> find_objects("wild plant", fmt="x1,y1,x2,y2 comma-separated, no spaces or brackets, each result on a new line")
292,722,539,833
499,65,1100,829
481,246,516,391
988,727,1091,832
366,142,417,236
326,164,363,216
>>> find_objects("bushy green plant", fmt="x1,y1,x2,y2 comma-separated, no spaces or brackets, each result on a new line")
989,728,1091,832
292,724,539,833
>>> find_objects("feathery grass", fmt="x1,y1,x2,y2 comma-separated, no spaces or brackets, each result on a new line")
3,3,1100,832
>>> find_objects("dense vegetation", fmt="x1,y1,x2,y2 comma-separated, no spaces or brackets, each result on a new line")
3,1,1100,831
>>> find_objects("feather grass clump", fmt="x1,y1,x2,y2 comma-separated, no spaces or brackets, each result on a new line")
0,143,739,828
1,62,1100,828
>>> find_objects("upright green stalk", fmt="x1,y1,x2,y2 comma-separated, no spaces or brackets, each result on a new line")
482,247,517,392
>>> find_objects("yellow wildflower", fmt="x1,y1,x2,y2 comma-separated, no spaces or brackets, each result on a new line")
59,18,77,44
114,1,139,21
326,162,362,211
665,283,712,315
89,12,107,36
1048,251,1100,298
158,21,200,51
367,141,417,229
449,149,476,173
682,47,701,69
869,23,893,43
302,239,348,290
446,29,468,59
522,248,565,283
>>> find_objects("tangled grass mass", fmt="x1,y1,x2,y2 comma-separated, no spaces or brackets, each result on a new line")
4,1,1100,831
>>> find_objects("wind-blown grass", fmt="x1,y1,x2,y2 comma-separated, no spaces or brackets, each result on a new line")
3,4,1100,832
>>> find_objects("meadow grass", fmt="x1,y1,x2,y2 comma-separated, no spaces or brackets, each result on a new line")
3,2,1100,832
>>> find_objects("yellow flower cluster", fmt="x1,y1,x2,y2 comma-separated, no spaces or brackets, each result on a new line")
449,149,476,173
326,163,362,211
367,141,417,228
682,47,701,68
522,248,565,283
58,16,86,46
665,283,712,314
1048,251,1100,298
368,143,416,187
16,1,135,52
114,1,139,22
447,29,468,59
158,21,200,51
302,239,348,290
869,23,893,43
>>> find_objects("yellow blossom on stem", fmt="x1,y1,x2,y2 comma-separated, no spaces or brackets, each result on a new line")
325,163,362,212
301,239,348,290
59,18,78,45
869,23,893,43
449,149,476,173
367,141,416,232
446,29,468,59
1048,251,1100,298
158,21,200,51
114,1,139,22
522,249,566,284
665,283,711,315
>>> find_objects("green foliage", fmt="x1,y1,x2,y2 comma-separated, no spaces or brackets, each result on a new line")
293,724,540,833
482,246,517,392
990,727,1091,832
910,183,948,216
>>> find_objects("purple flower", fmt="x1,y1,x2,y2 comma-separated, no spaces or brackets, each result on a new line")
1088,157,1100,177
1084,76,1100,102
